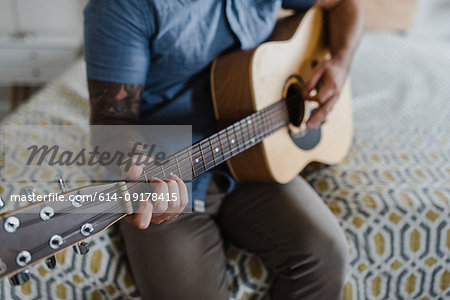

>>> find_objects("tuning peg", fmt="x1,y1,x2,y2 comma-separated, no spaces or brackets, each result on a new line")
56,175,66,192
20,187,36,202
0,195,4,210
73,242,89,255
9,269,31,286
45,256,57,269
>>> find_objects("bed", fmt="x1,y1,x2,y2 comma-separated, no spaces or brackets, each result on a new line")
0,2,449,299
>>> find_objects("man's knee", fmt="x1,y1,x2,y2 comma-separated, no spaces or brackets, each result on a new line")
120,216,229,300
320,231,349,286
282,226,349,299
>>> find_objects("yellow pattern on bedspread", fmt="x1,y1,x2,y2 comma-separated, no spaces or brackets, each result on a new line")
1,29,449,300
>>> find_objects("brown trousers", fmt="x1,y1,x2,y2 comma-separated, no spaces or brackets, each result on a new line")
120,174,349,300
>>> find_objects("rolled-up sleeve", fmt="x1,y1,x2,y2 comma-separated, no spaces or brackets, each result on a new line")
84,0,153,84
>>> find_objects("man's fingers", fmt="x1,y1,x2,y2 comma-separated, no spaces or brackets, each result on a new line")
125,201,153,230
308,72,337,105
149,178,170,224
172,174,188,210
125,175,189,228
120,155,152,179
124,164,143,179
163,179,179,217
304,63,326,98
166,174,188,220
307,95,338,129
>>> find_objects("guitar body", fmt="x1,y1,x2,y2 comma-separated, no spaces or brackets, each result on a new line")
0,8,353,284
211,8,353,183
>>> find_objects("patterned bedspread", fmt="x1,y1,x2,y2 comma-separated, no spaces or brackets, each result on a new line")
1,9,449,300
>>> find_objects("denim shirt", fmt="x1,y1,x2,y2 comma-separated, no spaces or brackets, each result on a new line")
84,0,315,206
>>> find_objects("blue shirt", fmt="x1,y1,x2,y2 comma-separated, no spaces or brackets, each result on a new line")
84,0,315,205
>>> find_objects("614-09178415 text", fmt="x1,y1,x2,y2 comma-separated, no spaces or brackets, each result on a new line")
8,192,178,203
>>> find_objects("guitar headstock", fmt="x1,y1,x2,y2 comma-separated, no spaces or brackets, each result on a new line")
0,180,131,284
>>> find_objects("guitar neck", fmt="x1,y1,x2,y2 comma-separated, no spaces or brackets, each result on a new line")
139,100,290,182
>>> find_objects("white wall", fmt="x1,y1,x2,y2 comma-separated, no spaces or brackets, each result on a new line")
0,0,88,39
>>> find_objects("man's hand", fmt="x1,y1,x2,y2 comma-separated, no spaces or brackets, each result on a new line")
303,56,348,130
304,0,364,129
121,155,189,230
87,79,189,229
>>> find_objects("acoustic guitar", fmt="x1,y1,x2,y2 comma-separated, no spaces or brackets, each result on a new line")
0,8,352,284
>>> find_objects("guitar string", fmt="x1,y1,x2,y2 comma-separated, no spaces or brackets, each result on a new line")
21,115,289,255
70,95,303,206
82,101,291,200
18,95,301,221
138,92,310,182
128,98,292,183
43,105,289,217
109,94,291,183
140,97,292,175
19,97,310,256
53,114,288,214
38,95,304,217
74,118,287,215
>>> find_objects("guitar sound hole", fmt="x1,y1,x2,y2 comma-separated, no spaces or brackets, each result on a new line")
285,83,304,127
283,77,322,151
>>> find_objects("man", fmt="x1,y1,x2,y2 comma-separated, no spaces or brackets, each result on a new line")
84,0,363,299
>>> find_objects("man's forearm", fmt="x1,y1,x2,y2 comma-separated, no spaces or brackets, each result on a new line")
87,79,143,125
87,79,146,174
320,0,364,67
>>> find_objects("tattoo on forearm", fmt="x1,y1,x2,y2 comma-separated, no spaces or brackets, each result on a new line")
87,79,144,124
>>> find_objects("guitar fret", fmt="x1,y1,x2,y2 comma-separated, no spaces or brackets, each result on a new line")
232,123,240,153
160,165,166,179
191,144,200,161
244,118,252,149
264,109,271,131
267,105,275,132
175,154,182,179
236,122,243,150
208,136,223,168
247,118,252,146
218,131,229,161
262,110,270,138
198,142,207,172
250,116,257,145
235,122,244,152
208,137,217,166
255,116,260,140
212,135,224,164
175,150,191,179
187,147,197,178
259,111,266,139
165,163,175,177
144,171,148,182
225,128,234,158
194,164,205,176
192,144,206,176
200,140,213,161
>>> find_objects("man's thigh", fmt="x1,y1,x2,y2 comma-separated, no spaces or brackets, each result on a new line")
218,175,345,249
217,175,348,299
120,211,228,300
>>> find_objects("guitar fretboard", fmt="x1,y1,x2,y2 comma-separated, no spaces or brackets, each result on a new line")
139,99,290,183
